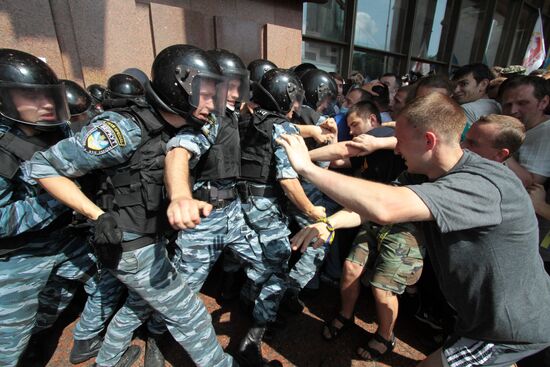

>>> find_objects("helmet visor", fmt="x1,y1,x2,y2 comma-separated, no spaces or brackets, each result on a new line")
225,70,250,107
0,83,70,126
175,67,228,118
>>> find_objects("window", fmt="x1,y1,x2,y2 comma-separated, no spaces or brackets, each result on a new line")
303,1,346,42
353,0,408,53
352,50,401,79
451,0,487,66
302,40,343,72
483,1,509,67
508,5,539,65
411,0,448,61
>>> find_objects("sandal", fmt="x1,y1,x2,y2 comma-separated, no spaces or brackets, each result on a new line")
357,333,396,361
322,313,354,341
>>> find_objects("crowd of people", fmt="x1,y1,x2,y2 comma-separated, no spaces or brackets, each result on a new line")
0,44,549,367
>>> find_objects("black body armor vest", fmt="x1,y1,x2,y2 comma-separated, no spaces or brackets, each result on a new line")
0,124,70,255
193,113,240,182
106,106,171,235
239,108,287,184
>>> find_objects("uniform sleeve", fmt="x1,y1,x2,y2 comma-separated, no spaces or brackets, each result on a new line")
29,111,142,179
407,171,502,233
166,125,215,169
273,122,299,180
0,175,68,237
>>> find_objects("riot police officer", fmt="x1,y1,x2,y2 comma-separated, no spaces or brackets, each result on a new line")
30,44,235,367
61,79,97,132
104,73,145,101
300,68,338,115
0,49,120,367
164,48,285,366
247,59,277,83
236,67,327,364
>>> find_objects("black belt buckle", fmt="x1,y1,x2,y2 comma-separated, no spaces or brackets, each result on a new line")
212,198,229,209
236,181,249,201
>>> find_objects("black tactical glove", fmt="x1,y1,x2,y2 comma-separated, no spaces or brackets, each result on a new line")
94,212,123,246
92,212,123,269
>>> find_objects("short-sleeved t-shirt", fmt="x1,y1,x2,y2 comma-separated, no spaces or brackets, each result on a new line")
407,150,550,343
516,118,550,178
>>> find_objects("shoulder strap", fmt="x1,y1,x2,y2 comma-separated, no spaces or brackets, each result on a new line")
0,148,20,179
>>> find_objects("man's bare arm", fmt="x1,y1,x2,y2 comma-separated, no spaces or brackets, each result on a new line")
165,147,212,229
279,178,325,221
277,134,433,224
37,176,103,220
505,156,546,187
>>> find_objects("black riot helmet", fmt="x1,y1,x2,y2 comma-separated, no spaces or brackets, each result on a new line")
291,62,317,79
61,79,93,116
87,84,106,104
247,59,277,83
251,68,304,115
300,69,337,111
146,44,228,123
206,49,250,108
0,49,70,128
105,73,145,99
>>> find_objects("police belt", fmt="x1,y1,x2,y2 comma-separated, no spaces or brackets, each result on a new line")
0,212,73,256
193,186,237,209
120,234,162,252
236,181,281,200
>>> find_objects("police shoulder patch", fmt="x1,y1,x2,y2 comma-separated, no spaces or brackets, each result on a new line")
83,120,123,155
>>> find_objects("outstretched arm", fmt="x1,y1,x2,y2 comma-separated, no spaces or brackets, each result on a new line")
277,134,432,224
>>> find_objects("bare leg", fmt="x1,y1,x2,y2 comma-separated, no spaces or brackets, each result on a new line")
372,287,398,341
340,260,364,319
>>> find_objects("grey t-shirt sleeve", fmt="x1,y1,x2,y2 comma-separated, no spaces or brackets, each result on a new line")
407,172,503,233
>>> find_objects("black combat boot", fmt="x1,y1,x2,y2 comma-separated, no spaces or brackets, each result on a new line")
93,345,141,367
69,335,102,364
144,333,165,367
236,324,282,367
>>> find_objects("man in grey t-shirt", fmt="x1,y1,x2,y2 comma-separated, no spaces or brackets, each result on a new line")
277,92,550,367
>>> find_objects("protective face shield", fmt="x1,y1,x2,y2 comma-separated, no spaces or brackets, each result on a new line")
174,65,228,119
252,68,305,115
0,82,70,127
225,70,250,106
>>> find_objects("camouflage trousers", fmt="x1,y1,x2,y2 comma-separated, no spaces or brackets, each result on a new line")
236,195,291,321
286,181,342,292
95,241,233,367
0,232,120,367
174,198,286,324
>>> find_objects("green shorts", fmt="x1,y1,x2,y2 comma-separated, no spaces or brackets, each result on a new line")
346,222,425,294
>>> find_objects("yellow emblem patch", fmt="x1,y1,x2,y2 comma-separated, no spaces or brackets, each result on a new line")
105,121,126,146
83,121,123,155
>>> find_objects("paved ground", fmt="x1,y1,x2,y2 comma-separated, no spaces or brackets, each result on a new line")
20,262,546,367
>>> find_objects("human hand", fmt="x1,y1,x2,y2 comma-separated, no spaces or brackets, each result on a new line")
307,205,326,222
345,134,380,156
276,134,316,175
167,197,213,230
291,222,330,252
94,212,123,246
